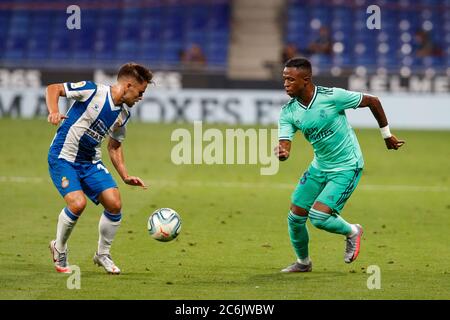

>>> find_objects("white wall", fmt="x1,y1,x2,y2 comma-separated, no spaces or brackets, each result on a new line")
347,93,450,129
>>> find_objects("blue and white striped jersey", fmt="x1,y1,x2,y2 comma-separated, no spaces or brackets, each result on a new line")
49,81,130,163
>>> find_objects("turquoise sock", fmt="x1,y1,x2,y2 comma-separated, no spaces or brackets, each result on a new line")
287,211,309,259
308,208,352,235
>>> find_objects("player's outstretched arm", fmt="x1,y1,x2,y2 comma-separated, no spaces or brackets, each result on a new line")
274,140,292,161
358,94,405,150
46,83,68,125
108,137,148,189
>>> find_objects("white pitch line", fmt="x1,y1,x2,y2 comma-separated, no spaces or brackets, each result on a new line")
0,176,46,183
0,176,448,193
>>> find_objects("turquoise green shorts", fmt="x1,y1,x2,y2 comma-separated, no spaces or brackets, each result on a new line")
291,164,363,214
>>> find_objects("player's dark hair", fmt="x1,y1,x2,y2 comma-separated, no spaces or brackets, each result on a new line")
285,58,312,73
117,62,153,84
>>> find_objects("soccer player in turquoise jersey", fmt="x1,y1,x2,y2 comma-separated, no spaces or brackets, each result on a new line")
276,58,405,272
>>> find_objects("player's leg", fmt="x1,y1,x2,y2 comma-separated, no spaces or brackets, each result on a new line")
308,168,363,263
288,205,309,262
81,161,121,274
281,166,325,272
94,187,122,274
48,157,86,273
282,204,312,272
97,187,122,255
309,201,355,235
55,190,86,251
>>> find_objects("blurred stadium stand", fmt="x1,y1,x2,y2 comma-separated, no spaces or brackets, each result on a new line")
284,0,450,76
0,0,449,79
0,0,231,71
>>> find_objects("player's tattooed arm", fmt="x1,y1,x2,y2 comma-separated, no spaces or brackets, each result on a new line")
274,140,292,161
358,94,405,150
108,137,148,189
46,83,68,125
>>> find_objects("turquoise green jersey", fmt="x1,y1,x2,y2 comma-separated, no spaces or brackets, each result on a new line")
278,86,364,172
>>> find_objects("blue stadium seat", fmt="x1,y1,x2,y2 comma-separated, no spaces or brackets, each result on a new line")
355,56,376,67
27,33,49,60
377,54,399,68
95,40,115,60
310,7,331,24
188,5,209,30
0,34,7,55
206,42,228,63
310,54,332,68
420,56,444,67
419,0,441,5
333,54,352,67
284,1,450,73
1,1,231,68
208,30,229,48
0,17,9,35
140,27,162,44
116,40,139,60
139,43,161,62
4,36,27,60
185,31,208,48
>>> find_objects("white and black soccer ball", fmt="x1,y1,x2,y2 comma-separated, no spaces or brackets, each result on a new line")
148,208,182,242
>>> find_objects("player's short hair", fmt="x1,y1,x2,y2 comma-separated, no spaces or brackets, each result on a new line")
285,58,312,73
117,62,153,84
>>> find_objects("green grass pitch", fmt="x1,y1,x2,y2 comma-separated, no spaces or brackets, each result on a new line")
0,119,449,299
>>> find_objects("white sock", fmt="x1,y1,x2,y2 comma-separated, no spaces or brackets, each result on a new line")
55,208,79,252
348,224,359,237
98,211,122,255
297,257,311,265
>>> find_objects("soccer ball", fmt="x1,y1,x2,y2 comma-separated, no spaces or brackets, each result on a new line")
148,208,182,242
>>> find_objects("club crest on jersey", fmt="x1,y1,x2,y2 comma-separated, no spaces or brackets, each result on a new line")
61,177,69,188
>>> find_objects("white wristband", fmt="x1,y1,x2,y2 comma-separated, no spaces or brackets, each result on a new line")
380,125,392,139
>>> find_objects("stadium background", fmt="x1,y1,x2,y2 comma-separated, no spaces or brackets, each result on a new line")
0,0,449,301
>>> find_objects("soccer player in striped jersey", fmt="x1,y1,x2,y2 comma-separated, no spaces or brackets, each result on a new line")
276,58,405,272
47,63,152,274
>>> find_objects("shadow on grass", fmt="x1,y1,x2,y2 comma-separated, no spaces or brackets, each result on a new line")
248,270,347,283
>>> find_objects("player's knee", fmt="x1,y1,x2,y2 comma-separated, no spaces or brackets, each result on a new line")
312,201,333,214
309,202,333,229
290,204,308,217
105,199,122,214
309,216,326,229
67,197,87,215
308,209,333,230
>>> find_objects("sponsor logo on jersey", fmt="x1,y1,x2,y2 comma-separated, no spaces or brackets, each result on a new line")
304,127,334,143
86,119,109,143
